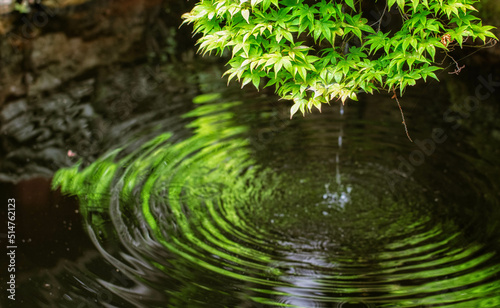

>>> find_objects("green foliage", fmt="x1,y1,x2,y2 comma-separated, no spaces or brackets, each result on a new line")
13,2,31,14
182,0,497,118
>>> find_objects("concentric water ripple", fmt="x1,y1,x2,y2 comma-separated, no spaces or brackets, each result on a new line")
51,91,500,307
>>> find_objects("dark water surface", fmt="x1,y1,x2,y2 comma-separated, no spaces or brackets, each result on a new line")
3,67,500,307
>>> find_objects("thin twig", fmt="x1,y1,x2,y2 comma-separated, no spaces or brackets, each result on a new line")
446,53,465,75
392,91,413,142
438,38,498,72
377,3,388,33
461,38,498,48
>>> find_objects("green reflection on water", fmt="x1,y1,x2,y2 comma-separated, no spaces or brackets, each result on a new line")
53,95,291,302
52,93,500,307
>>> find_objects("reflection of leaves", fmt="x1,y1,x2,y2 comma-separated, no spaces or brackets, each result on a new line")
52,97,255,237
183,181,227,201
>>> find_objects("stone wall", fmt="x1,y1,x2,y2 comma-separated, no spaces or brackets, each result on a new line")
0,0,196,104
0,0,201,182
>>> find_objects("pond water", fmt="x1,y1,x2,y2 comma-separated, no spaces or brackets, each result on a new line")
5,62,500,307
